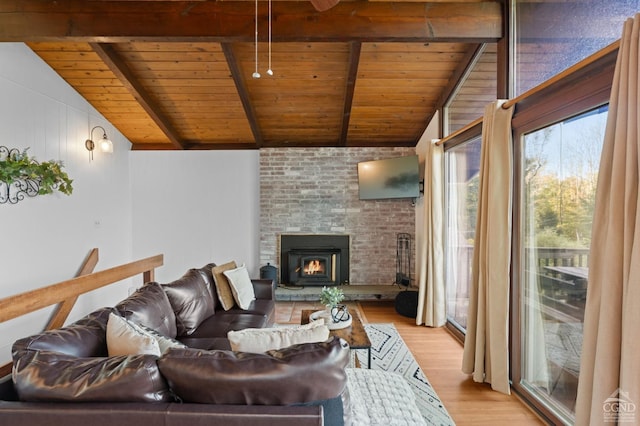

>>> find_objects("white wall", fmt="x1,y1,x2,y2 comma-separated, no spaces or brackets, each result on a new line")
0,43,134,364
130,150,260,282
0,44,262,367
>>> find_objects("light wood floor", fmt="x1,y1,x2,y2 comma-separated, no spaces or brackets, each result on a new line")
276,300,544,425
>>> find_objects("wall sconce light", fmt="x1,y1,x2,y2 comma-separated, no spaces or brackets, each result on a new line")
85,126,113,161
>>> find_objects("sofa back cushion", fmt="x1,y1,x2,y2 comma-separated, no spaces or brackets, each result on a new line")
12,307,114,358
116,281,178,338
158,336,349,405
197,262,218,311
12,350,171,403
162,269,216,336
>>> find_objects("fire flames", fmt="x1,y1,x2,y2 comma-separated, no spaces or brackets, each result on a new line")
304,259,324,275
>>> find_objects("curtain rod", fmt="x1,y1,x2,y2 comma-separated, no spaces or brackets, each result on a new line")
435,117,482,146
435,39,621,147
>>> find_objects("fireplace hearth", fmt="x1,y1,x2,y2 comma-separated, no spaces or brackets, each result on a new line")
280,235,349,286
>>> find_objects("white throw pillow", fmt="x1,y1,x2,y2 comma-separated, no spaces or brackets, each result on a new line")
106,313,161,357
128,320,187,355
223,264,256,310
228,321,330,353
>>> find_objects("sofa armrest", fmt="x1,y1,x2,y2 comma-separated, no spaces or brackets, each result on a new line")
251,279,275,300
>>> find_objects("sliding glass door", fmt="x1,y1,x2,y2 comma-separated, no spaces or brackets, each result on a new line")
444,136,482,333
518,106,607,423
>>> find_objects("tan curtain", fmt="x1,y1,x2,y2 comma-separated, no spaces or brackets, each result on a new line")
575,14,640,425
416,139,446,327
462,100,514,395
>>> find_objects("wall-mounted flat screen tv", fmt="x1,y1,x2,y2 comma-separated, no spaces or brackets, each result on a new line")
357,155,421,200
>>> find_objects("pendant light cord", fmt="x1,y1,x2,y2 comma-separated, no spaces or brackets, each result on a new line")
253,0,260,78
267,0,273,75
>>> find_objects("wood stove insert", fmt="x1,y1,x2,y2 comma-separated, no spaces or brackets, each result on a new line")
280,234,349,286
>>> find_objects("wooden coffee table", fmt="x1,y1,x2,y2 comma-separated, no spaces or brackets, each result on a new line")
301,309,372,368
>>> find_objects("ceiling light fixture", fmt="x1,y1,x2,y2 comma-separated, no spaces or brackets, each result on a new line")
267,0,274,76
252,0,261,79
85,125,113,161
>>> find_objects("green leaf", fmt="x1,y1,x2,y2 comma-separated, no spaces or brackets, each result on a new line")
0,147,74,198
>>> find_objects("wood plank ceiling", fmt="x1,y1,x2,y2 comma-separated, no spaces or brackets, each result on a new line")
0,1,503,150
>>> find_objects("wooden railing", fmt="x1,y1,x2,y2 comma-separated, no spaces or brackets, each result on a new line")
531,247,590,268
0,249,163,378
454,245,589,268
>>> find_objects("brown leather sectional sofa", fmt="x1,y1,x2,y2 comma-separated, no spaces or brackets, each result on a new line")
0,263,351,426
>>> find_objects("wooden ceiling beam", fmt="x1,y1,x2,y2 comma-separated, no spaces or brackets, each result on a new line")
131,142,259,151
339,41,361,146
0,1,502,43
222,43,263,148
90,43,185,149
131,143,182,151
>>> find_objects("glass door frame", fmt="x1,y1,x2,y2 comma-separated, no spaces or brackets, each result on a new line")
509,46,617,424
442,121,483,342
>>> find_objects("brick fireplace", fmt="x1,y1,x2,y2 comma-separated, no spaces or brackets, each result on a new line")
259,147,417,286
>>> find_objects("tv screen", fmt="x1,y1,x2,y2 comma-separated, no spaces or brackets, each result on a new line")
357,155,420,200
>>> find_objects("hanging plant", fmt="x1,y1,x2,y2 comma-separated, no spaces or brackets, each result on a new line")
0,146,73,204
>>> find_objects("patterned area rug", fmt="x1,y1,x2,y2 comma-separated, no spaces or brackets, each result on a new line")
354,323,455,426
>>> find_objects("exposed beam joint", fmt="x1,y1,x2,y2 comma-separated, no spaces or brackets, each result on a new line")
90,43,185,149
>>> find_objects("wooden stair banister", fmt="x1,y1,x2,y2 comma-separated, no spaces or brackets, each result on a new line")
0,254,163,324
45,248,100,331
0,252,164,378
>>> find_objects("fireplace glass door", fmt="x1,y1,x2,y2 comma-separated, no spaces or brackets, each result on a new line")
288,250,339,286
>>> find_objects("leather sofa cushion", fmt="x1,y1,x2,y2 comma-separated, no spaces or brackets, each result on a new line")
176,336,232,351
116,282,178,338
226,299,276,326
197,262,218,311
158,336,349,405
162,269,216,336
12,307,114,358
184,312,269,339
13,350,171,403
